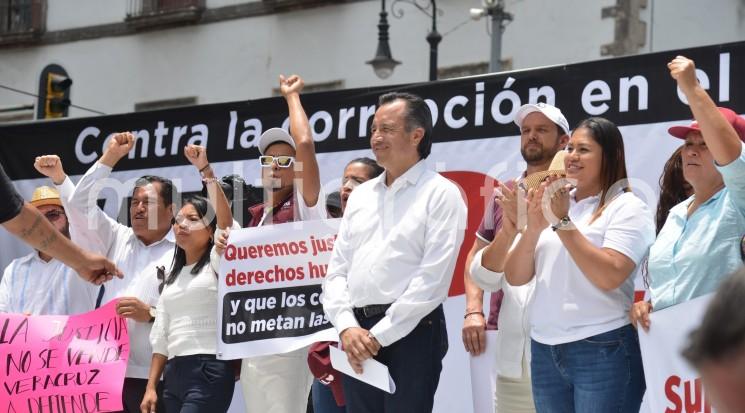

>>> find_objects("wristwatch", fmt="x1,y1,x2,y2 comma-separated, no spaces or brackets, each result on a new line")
552,216,572,231
148,306,156,323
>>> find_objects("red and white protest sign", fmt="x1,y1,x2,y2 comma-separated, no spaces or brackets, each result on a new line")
216,219,340,360
0,300,129,413
638,294,715,413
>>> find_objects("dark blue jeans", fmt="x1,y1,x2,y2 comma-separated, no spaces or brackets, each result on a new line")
311,379,345,413
163,354,235,413
342,305,448,413
530,324,645,413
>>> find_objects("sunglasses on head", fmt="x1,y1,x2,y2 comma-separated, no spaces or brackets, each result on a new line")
259,155,295,168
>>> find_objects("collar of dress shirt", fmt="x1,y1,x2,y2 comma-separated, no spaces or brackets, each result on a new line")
133,226,177,248
669,186,726,219
375,159,427,190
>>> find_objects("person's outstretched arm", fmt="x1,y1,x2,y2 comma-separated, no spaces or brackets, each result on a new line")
280,74,322,207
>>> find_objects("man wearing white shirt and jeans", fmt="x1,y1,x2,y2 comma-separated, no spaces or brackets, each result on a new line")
322,92,467,412
35,142,174,413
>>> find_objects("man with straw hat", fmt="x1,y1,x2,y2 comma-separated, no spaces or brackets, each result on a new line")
0,185,98,315
463,102,569,413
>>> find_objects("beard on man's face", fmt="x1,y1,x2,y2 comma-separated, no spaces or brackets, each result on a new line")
521,144,546,164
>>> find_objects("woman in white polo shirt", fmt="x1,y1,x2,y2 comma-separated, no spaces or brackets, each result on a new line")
504,117,655,413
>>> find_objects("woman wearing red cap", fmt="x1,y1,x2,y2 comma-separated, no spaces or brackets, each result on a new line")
631,56,745,330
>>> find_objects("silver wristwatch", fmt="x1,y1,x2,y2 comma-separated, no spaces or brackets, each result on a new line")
552,216,572,231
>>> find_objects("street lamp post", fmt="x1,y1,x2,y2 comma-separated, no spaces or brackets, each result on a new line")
366,0,400,79
470,0,513,73
368,0,442,81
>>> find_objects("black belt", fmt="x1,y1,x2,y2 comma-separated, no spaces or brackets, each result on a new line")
353,304,391,319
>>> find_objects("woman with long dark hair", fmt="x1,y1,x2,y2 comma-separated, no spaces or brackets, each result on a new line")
141,145,234,413
655,146,692,234
504,117,655,412
630,57,745,331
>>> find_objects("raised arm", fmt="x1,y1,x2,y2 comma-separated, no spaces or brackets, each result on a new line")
184,144,233,230
669,56,742,166
61,133,136,254
279,75,321,207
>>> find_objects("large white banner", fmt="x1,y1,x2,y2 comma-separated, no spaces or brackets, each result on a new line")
216,219,339,360
2,42,743,412
639,294,715,413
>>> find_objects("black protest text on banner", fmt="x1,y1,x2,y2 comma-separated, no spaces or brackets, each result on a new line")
0,301,129,413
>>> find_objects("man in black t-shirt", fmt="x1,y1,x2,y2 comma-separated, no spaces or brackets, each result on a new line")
0,162,120,284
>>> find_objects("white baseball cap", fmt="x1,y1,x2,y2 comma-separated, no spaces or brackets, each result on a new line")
514,103,570,136
258,128,297,155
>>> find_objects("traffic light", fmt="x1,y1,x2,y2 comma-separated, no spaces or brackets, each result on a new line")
37,64,72,119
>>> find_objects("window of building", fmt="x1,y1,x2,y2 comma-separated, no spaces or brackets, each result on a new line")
0,0,46,45
126,0,205,28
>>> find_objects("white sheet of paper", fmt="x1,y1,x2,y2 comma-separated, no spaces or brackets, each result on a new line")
329,345,396,394
469,330,498,413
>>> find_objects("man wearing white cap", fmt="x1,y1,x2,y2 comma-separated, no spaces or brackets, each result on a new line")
0,185,98,315
463,102,569,413
237,74,326,413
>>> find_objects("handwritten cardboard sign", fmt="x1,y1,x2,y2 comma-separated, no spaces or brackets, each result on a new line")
0,300,129,413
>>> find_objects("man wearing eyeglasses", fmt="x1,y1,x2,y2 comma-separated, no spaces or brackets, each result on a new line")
235,74,327,413
0,185,98,315
34,149,173,413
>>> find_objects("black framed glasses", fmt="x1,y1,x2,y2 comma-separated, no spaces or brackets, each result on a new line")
259,155,295,168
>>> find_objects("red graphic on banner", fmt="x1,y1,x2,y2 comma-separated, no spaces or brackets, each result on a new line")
441,171,498,297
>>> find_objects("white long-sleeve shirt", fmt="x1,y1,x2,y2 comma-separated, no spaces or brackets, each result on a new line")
322,160,467,347
58,162,175,378
0,252,98,315
150,259,220,359
470,244,534,379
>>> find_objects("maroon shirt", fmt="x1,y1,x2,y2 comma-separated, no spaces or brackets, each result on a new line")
247,192,296,227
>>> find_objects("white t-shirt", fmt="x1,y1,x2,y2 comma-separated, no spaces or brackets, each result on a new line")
529,190,654,345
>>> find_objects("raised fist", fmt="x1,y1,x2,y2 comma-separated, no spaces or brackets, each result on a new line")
667,56,699,94
279,74,304,97
100,132,135,167
184,144,209,171
34,154,66,185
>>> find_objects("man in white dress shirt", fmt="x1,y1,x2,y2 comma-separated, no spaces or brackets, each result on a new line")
322,92,467,412
34,143,174,413
0,185,98,315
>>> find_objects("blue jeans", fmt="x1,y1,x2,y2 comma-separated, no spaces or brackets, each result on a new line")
530,324,645,413
163,354,235,413
311,379,345,413
342,305,448,413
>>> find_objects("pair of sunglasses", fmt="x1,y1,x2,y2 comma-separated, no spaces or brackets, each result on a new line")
259,155,294,168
